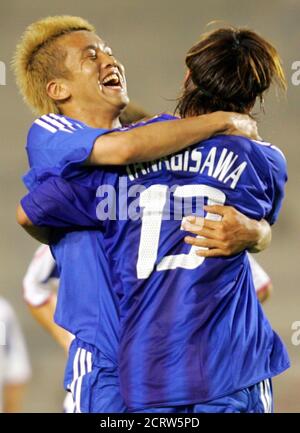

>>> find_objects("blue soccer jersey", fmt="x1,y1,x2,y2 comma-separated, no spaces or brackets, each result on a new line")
22,112,176,368
21,115,290,411
23,114,121,365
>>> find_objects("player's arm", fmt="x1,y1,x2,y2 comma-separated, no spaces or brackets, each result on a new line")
16,177,269,261
3,383,27,413
17,203,53,244
183,206,272,256
17,183,97,236
87,112,258,165
23,111,257,199
17,177,99,238
17,205,51,244
17,205,48,243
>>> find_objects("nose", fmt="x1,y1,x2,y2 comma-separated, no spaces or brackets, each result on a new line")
98,51,118,69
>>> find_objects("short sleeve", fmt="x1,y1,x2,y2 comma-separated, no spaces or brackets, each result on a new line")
262,145,287,225
21,176,103,228
259,142,288,225
23,114,110,191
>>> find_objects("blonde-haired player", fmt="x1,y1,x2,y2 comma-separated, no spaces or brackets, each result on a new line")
14,15,272,412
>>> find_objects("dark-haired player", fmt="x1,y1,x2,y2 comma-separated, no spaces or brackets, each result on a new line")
18,27,289,412
15,17,275,412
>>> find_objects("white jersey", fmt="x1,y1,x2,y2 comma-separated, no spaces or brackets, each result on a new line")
23,245,58,307
248,253,271,295
0,297,31,412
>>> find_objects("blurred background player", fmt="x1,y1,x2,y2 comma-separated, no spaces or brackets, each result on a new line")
23,244,74,412
0,297,31,412
248,254,272,303
23,244,73,353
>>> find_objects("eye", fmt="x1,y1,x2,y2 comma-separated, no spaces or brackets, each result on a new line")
104,46,113,56
88,50,97,59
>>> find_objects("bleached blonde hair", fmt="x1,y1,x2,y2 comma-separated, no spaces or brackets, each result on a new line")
12,15,95,115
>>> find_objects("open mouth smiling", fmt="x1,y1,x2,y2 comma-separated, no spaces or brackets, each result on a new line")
99,69,125,92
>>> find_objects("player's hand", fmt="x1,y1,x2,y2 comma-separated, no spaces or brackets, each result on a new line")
182,205,271,257
221,112,261,140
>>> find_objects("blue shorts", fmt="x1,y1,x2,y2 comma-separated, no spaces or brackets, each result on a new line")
132,379,273,413
65,339,127,413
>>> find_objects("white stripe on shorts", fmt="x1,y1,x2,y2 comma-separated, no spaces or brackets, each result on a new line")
260,379,272,413
86,351,92,373
265,379,272,413
75,349,87,413
69,347,93,413
260,380,268,413
69,348,81,412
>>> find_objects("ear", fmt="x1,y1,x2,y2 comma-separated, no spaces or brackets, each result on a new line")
247,100,256,113
184,69,191,84
46,79,71,102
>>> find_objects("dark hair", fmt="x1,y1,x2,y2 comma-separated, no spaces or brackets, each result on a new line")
176,27,286,117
